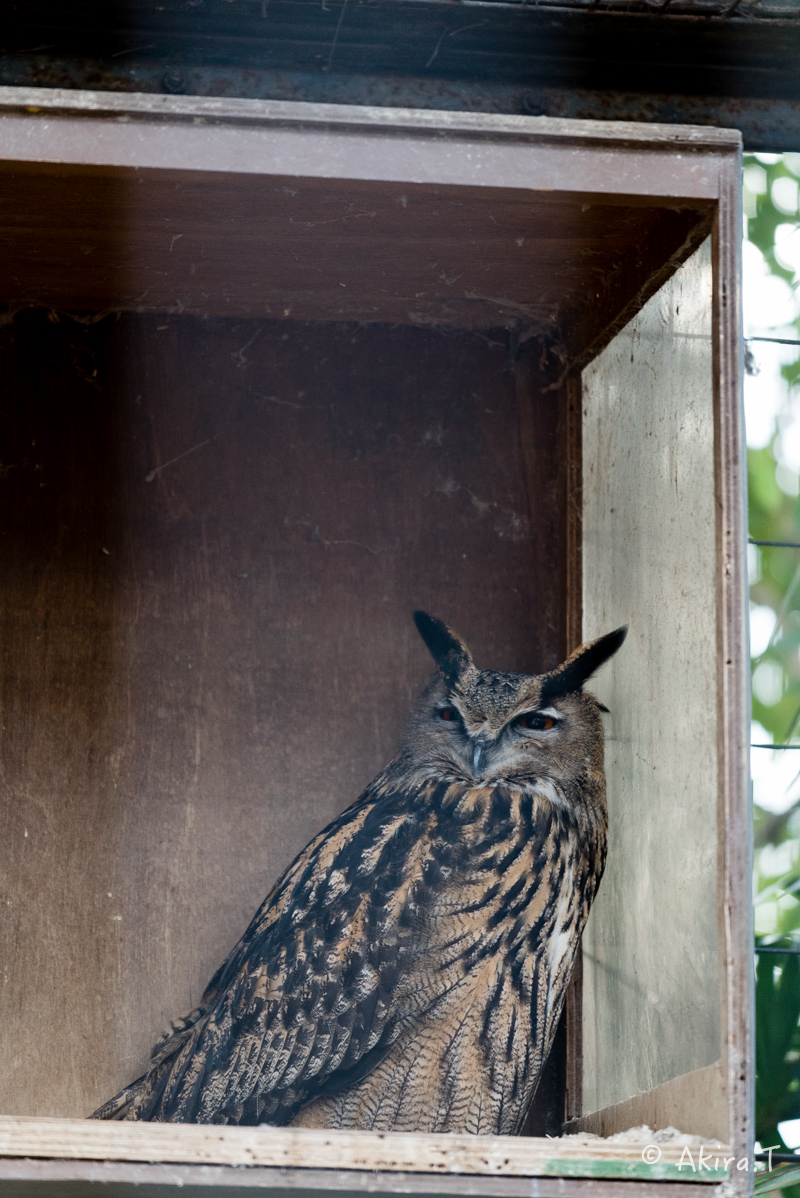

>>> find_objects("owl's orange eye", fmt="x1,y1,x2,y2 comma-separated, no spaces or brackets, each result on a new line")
515,713,555,731
439,707,458,721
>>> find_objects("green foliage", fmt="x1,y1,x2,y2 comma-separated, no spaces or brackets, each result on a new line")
757,953,800,1147
756,1163,800,1195
750,447,787,521
747,152,800,739
748,152,800,1176
746,152,800,747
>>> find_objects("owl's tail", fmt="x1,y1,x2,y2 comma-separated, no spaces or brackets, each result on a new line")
90,1008,208,1121
91,1079,143,1120
90,1038,198,1120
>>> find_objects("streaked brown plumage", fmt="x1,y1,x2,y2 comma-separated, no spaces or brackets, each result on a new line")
92,612,625,1134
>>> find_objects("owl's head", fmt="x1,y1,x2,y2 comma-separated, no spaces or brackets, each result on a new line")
404,611,626,789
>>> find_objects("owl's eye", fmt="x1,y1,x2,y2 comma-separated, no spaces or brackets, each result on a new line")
438,706,459,722
514,713,556,731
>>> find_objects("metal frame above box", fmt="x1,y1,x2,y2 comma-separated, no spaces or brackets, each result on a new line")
2,2,800,150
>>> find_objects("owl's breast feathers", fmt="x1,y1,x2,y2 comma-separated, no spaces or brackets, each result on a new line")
94,773,606,1133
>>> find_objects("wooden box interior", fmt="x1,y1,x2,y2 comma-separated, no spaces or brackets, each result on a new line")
0,147,716,1131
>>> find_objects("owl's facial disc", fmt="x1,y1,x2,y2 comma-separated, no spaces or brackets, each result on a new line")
434,698,562,780
409,614,623,791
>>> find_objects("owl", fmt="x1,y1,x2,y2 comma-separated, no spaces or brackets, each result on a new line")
92,612,625,1135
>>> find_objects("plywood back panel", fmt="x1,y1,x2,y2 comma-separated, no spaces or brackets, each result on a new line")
580,238,722,1130
0,310,564,1118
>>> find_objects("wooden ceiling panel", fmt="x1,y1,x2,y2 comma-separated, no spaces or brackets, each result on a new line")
0,162,711,364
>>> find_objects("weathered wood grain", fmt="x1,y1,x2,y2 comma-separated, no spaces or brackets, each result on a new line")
0,86,714,353
580,239,723,1134
0,1157,735,1198
712,142,751,1194
0,86,744,150
0,1118,731,1182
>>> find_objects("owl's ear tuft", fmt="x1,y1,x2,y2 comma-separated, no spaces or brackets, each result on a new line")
413,611,473,685
540,626,627,703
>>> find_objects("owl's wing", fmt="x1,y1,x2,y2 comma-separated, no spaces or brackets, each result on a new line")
102,782,434,1125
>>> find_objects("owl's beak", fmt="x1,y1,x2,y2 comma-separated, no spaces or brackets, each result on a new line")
472,738,488,778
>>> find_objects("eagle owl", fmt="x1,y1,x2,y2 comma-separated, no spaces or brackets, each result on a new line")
93,613,625,1135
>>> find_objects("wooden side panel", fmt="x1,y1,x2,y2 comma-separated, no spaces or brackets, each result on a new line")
573,1064,727,1141
579,238,723,1134
0,311,564,1118
712,149,751,1186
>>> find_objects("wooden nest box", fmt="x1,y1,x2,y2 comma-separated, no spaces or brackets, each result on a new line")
0,89,750,1197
